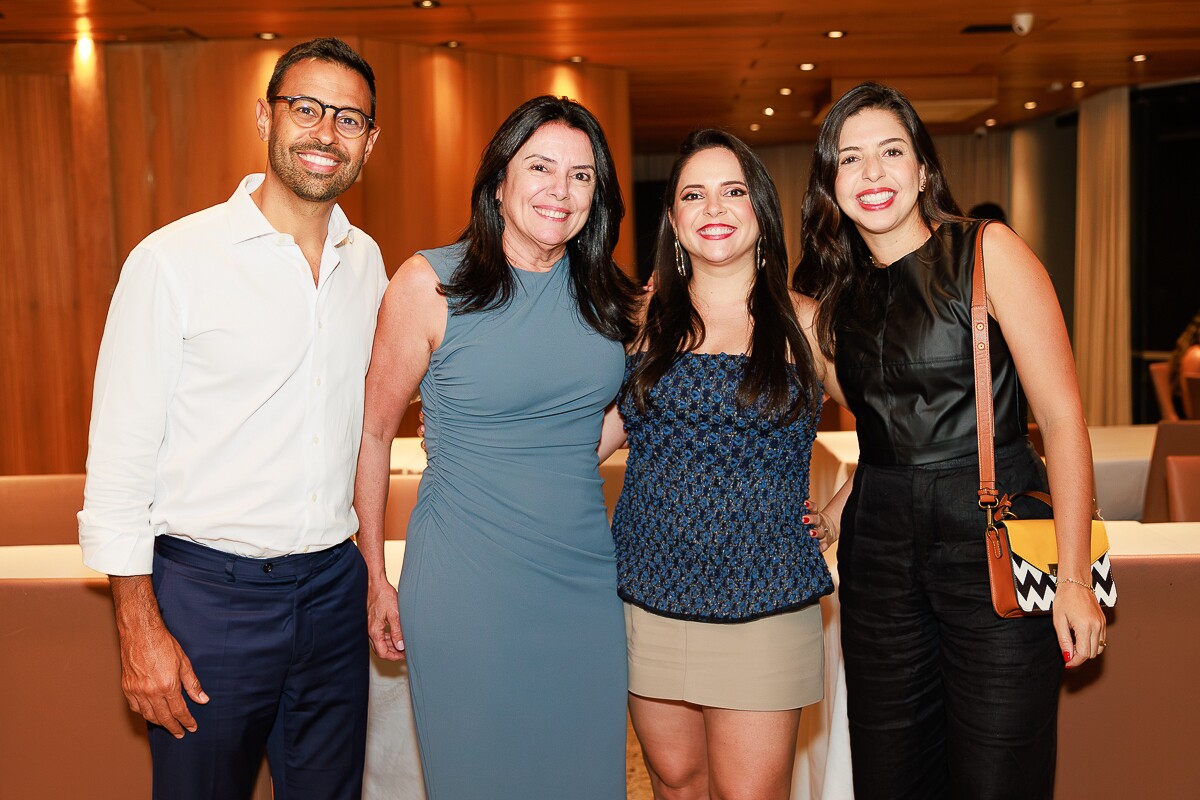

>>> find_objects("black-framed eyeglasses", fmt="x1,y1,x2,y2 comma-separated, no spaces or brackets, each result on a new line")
267,95,375,139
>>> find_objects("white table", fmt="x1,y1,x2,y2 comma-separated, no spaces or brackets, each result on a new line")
1087,425,1156,520
809,426,1158,521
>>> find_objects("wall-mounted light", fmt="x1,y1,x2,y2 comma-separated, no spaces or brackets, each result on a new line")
985,118,997,127
1023,101,1038,110
778,87,792,96
567,55,585,63
442,40,461,48
414,0,440,8
749,123,762,132
824,31,845,39
1131,53,1148,63
1071,80,1086,89
799,63,816,72
763,107,775,116
256,32,278,41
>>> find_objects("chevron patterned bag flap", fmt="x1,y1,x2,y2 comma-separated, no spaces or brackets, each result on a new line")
987,495,1118,617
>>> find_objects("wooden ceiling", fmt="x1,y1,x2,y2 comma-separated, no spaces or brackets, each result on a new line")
3,1,1199,150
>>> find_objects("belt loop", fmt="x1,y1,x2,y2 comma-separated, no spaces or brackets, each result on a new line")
225,559,237,582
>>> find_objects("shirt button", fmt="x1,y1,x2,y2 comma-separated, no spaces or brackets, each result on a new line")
318,321,324,330
263,563,273,573
315,377,322,386
312,436,320,445
311,493,318,502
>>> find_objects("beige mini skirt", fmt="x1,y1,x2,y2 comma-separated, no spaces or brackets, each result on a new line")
624,601,825,711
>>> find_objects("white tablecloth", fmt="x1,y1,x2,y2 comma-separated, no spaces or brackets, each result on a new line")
1087,425,1156,520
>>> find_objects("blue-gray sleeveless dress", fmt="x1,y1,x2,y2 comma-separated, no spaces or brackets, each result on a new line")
398,243,627,799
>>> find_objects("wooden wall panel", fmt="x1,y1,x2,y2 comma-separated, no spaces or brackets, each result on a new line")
0,38,634,474
0,44,114,475
359,40,635,274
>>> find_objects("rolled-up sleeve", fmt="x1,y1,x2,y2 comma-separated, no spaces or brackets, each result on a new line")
78,245,184,575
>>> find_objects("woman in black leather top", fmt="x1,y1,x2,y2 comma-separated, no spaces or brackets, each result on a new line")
793,82,1106,799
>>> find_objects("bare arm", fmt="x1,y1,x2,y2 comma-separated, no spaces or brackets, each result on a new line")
110,575,208,737
791,290,850,551
354,254,446,660
597,403,628,463
792,291,847,408
983,223,1105,665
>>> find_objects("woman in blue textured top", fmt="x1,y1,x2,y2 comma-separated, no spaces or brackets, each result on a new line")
355,97,638,798
599,129,841,799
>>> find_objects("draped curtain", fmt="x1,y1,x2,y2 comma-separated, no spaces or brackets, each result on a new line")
1073,88,1132,425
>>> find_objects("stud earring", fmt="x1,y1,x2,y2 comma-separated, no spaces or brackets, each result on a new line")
756,237,766,270
674,237,688,277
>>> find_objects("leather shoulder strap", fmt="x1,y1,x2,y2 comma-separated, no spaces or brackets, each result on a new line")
971,221,998,505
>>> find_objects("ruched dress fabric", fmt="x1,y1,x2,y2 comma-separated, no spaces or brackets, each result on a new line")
398,243,627,800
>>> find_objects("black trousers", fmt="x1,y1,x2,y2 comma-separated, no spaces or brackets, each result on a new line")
148,536,369,800
839,440,1063,800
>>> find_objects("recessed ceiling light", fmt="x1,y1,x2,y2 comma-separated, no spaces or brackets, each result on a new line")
779,87,793,96
824,31,845,39
1023,101,1038,110
749,123,762,132
567,55,585,63
256,32,278,41
799,62,816,71
985,118,997,127
1131,53,1148,63
1071,80,1086,89
763,107,775,116
414,0,440,8
442,40,461,48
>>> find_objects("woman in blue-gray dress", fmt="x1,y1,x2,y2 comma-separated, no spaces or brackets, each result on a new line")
353,96,638,799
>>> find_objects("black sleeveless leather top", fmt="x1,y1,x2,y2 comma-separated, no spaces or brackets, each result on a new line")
835,220,1027,466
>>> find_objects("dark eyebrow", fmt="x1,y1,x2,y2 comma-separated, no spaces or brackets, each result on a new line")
679,180,747,191
524,153,595,171
839,137,907,154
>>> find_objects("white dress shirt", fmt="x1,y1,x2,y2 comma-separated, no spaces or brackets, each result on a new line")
79,174,387,575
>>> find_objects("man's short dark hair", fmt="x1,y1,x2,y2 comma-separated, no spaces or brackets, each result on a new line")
266,38,376,117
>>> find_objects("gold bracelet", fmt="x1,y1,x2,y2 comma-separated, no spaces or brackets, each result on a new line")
1058,576,1093,592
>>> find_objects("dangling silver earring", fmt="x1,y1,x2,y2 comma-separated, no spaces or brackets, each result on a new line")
674,237,688,278
756,237,766,270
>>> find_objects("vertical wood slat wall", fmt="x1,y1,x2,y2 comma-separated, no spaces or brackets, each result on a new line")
0,37,633,476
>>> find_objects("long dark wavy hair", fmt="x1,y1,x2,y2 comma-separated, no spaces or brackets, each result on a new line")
441,95,638,342
792,82,963,361
626,129,819,424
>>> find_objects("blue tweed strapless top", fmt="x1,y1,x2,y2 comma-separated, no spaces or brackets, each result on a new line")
611,353,833,622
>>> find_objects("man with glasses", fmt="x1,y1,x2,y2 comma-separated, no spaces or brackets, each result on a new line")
79,38,384,800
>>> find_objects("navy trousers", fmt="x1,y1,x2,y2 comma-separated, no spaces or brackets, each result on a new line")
838,440,1063,800
148,536,369,800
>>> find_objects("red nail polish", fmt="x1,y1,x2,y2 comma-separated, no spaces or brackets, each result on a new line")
804,500,812,509
802,515,811,524
809,531,818,537
1062,650,1071,663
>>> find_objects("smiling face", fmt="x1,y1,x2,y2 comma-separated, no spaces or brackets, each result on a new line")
256,58,379,204
833,107,928,254
495,122,597,266
670,146,760,273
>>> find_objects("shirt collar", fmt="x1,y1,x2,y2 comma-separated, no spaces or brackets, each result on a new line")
225,173,354,247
